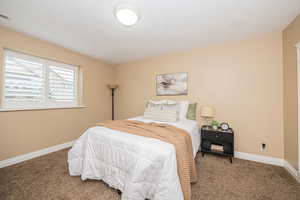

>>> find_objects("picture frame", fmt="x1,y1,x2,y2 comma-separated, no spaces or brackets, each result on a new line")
156,72,188,96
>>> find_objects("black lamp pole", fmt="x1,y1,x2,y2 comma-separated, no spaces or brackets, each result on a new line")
108,84,118,120
111,88,115,120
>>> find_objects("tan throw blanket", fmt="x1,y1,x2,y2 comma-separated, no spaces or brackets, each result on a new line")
96,120,197,200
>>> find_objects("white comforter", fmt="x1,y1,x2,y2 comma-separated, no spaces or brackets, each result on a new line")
68,117,200,200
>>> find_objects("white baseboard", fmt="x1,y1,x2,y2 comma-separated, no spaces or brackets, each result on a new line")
283,160,300,183
1,142,299,184
0,145,287,169
235,151,300,183
235,151,284,166
0,141,74,168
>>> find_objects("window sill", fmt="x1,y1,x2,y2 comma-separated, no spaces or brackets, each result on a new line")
0,105,87,112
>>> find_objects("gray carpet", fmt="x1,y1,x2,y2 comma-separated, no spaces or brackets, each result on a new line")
0,149,299,200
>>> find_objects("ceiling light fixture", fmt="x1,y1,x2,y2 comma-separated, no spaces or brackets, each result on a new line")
114,5,139,26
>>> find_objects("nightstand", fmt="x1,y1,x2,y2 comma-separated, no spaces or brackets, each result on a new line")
200,126,234,163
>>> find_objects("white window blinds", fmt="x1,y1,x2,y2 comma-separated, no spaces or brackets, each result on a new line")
2,50,79,109
4,52,44,105
48,65,77,103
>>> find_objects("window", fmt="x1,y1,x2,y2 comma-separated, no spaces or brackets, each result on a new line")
1,49,79,109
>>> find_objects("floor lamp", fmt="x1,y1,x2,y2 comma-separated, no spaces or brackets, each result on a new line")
107,84,119,120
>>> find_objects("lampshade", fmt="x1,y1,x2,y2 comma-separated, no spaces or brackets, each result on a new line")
200,106,215,118
107,84,119,89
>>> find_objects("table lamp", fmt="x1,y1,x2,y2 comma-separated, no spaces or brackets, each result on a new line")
200,105,215,126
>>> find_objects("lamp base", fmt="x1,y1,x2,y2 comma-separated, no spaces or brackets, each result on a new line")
203,118,212,130
205,118,210,126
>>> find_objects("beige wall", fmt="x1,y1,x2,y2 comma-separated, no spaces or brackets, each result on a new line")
0,26,114,160
283,15,300,169
0,26,286,161
114,32,284,158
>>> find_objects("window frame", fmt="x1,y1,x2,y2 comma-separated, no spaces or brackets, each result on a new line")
296,43,300,174
1,49,81,111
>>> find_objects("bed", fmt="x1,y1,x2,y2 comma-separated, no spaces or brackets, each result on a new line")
68,116,200,200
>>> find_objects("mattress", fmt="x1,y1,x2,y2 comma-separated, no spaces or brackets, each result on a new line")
68,116,200,200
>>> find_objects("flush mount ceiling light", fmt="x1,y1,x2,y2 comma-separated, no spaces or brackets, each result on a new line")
114,5,139,26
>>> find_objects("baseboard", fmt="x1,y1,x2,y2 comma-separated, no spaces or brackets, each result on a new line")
1,142,299,184
0,141,74,168
283,160,300,183
235,151,284,166
0,145,285,169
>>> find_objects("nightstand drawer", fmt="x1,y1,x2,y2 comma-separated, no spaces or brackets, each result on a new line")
200,126,234,163
202,131,233,143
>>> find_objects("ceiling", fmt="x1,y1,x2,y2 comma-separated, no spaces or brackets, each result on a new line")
1,0,300,64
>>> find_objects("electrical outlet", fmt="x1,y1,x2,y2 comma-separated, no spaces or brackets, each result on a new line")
260,143,266,151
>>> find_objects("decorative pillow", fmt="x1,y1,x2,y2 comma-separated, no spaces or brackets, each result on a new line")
179,101,189,120
143,109,178,122
162,103,180,121
162,100,189,120
166,100,177,105
148,100,167,105
145,100,189,121
146,100,167,111
186,103,197,120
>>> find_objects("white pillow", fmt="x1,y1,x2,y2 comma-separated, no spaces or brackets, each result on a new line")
179,101,189,120
144,109,178,122
148,100,167,105
147,100,166,111
165,100,189,120
146,100,189,120
166,100,177,105
162,103,180,121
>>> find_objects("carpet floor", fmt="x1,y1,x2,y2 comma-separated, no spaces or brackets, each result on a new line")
0,149,299,200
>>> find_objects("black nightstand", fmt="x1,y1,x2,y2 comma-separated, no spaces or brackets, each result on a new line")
200,126,234,163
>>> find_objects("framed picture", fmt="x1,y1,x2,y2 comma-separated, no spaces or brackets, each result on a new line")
156,72,188,96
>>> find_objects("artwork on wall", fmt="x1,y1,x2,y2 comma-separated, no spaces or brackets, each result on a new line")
156,72,188,96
